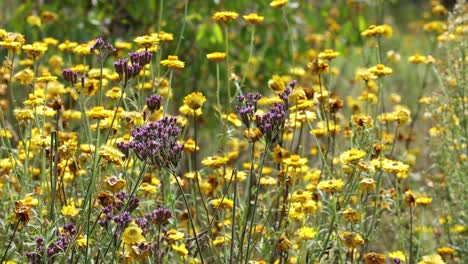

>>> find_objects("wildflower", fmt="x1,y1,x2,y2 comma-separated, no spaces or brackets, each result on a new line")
76,235,91,248
202,156,228,168
122,222,146,245
99,145,125,166
37,72,58,83
155,31,174,42
213,236,230,247
105,87,123,99
183,139,200,152
161,55,185,69
73,43,92,55
415,196,432,206
342,208,360,223
317,179,345,193
404,190,416,206
296,226,317,241
129,50,153,66
437,247,455,257
364,252,386,264
268,75,286,93
86,106,113,120
359,178,376,192
259,176,277,185
15,109,35,121
369,64,393,76
235,92,262,127
418,254,446,264
166,229,184,243
133,35,158,49
276,235,292,252
146,94,162,112
212,11,239,23
172,243,189,257
408,53,427,64
206,52,227,62
211,198,234,209
270,0,288,8
432,3,447,16
61,204,79,218
14,201,31,225
23,94,44,107
423,21,446,34
283,155,308,168
318,49,340,60
307,59,329,74
340,149,366,164
103,175,126,193
41,11,59,22
183,92,206,110
361,24,393,38
222,113,243,127
340,231,365,248
114,58,143,84
243,13,264,24
388,251,406,263
118,116,183,169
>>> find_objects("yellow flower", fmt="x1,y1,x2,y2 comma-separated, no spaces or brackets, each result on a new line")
166,229,184,243
415,196,432,206
58,40,78,52
296,226,316,241
270,0,288,8
104,175,126,193
342,208,360,223
133,35,158,49
183,92,206,110
307,59,329,74
276,235,291,252
369,64,393,76
15,109,35,121
20,196,39,207
388,250,406,262
223,113,243,127
86,106,113,120
22,42,48,59
359,178,376,192
172,243,189,257
202,156,228,168
363,252,386,264
211,198,234,209
318,49,340,60
161,55,185,69
340,148,366,164
408,53,427,64
243,13,264,24
154,31,174,42
115,41,132,50
76,234,91,248
73,43,92,55
212,236,230,247
423,21,446,34
61,204,79,218
37,72,58,83
27,15,42,27
317,179,344,193
99,145,125,166
418,254,446,264
361,24,393,38
206,52,227,62
105,87,124,99
268,74,286,92
212,11,239,23
340,231,365,248
122,222,146,245
23,94,44,107
282,155,308,168
437,246,455,257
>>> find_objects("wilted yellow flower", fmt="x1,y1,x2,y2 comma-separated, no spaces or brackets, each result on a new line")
99,145,125,166
212,11,239,23
340,231,365,248
161,55,184,69
359,178,376,192
363,252,386,264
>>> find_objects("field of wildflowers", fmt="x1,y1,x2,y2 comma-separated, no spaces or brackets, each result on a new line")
0,0,466,263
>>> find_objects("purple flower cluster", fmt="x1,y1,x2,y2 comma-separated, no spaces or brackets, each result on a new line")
235,92,262,127
90,37,116,55
255,80,295,143
114,50,153,85
27,223,77,262
146,94,163,112
145,207,172,226
130,51,153,66
62,69,78,85
117,116,183,170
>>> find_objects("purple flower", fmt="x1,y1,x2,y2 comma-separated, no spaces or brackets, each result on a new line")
235,92,262,127
90,37,116,54
145,207,172,226
121,116,183,170
146,94,163,112
62,69,78,85
130,51,153,66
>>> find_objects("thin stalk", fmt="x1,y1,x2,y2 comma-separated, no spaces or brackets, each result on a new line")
0,221,20,263
193,112,209,225
409,204,414,264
